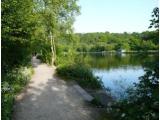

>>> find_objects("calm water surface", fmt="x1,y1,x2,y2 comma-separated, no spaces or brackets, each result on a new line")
80,53,158,99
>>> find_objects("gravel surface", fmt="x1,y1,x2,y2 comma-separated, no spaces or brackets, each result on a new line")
12,57,100,120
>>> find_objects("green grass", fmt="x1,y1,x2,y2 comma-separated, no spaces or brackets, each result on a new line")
56,63,102,89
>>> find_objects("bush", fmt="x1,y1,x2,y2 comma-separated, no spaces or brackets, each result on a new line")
2,66,33,120
56,63,102,89
107,62,159,120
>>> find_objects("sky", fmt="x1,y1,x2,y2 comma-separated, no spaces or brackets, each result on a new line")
73,0,158,33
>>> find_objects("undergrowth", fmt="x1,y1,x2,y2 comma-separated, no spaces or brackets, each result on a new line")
2,66,34,120
56,63,102,89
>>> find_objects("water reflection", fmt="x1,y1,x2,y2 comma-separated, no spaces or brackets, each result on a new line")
93,67,144,99
79,53,158,99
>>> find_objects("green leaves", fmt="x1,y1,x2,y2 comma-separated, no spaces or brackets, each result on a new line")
149,7,159,30
109,60,159,120
75,32,158,52
57,63,102,89
2,1,80,120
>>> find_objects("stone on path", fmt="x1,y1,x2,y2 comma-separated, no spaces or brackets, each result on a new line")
73,85,94,102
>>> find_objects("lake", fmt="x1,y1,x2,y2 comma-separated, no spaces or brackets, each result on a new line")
79,52,158,99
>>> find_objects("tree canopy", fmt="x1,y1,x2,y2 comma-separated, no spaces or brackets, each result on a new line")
2,0,80,119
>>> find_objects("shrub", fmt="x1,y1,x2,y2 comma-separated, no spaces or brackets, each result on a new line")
2,66,33,120
107,62,159,120
56,63,102,89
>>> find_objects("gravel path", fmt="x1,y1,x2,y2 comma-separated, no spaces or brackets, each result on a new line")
12,57,100,120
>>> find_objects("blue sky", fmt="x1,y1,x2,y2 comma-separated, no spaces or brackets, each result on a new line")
73,0,158,33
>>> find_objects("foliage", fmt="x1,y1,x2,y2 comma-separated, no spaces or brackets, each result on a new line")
73,31,158,52
2,0,80,120
100,7,159,120
149,7,159,30
1,1,159,120
105,59,159,120
2,0,34,73
31,0,80,65
57,63,102,89
2,66,33,120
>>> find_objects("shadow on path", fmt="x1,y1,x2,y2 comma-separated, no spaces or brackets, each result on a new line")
12,58,101,120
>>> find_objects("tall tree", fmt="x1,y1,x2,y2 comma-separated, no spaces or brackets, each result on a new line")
2,0,36,73
33,0,80,65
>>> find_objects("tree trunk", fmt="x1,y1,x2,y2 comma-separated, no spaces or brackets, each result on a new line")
50,33,54,66
53,37,56,62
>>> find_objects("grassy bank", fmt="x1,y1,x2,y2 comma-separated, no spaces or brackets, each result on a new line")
56,63,102,89
2,66,34,120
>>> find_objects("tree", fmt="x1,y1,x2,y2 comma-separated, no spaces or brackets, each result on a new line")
33,0,80,65
149,7,159,30
2,0,36,73
2,1,80,119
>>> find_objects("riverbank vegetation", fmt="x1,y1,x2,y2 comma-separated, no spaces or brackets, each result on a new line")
99,7,159,120
2,67,33,120
2,0,159,119
54,30,159,56
2,0,80,119
57,62,102,89
105,60,159,120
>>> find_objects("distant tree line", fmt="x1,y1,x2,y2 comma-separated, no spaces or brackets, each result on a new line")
73,31,158,52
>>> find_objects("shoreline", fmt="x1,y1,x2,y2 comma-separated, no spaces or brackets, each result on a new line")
76,50,159,54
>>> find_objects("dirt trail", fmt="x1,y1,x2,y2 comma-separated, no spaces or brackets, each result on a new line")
12,57,100,120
